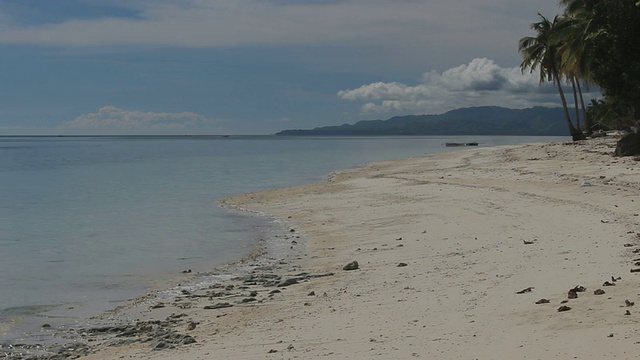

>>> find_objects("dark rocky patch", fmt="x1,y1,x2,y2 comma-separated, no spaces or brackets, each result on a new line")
343,261,359,271
204,302,233,310
516,287,534,294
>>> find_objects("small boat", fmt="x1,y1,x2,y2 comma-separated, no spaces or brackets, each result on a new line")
445,142,479,147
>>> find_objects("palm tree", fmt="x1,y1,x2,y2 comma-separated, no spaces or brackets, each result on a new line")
519,13,585,140
557,0,601,133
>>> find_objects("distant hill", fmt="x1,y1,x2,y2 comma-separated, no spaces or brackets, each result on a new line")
276,106,569,136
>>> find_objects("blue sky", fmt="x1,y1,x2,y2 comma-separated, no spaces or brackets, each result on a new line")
0,0,596,135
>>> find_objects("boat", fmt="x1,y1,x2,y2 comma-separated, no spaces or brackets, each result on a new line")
445,142,479,147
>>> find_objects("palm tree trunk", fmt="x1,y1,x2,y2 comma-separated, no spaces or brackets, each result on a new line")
576,80,590,135
553,69,583,140
571,76,581,131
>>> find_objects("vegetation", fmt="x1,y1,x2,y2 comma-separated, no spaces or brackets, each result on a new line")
519,0,640,149
276,106,569,136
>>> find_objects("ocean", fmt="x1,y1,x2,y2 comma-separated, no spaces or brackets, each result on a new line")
0,135,565,343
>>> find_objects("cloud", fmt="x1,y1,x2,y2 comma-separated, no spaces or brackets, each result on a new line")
61,105,216,132
337,58,590,114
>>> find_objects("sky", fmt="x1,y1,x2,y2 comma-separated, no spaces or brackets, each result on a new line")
0,0,597,135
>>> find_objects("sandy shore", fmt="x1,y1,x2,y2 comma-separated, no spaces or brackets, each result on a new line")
35,137,640,359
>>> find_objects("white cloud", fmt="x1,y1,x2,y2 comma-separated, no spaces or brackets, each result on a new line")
337,58,590,114
61,105,216,132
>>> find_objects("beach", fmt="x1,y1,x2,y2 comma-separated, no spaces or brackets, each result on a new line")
38,136,640,359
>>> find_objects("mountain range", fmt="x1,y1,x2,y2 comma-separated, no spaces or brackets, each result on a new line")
275,106,569,136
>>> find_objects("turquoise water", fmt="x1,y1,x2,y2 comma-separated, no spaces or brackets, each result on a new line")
0,135,565,342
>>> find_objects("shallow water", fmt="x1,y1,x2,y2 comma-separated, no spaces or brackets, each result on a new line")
0,135,565,342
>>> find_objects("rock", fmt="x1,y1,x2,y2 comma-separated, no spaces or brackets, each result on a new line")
181,335,197,345
397,262,408,267
269,289,281,294
568,289,578,299
557,305,571,312
150,303,166,309
343,261,359,271
603,281,616,286
308,291,315,296
594,289,606,295
572,285,587,292
187,322,197,331
630,268,640,273
153,341,170,350
277,278,300,287
625,310,632,315
614,132,640,157
516,287,534,294
204,302,233,310
268,349,278,353
240,297,257,303
535,299,550,304
626,300,635,307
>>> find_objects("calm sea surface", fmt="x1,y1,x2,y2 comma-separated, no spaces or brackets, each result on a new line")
0,135,565,342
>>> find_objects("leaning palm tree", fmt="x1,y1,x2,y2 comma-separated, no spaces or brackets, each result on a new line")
519,13,586,140
557,0,601,133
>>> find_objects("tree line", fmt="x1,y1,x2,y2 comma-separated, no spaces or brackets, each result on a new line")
519,0,640,142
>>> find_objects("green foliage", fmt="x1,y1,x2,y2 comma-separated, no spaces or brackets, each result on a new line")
523,0,640,135
587,98,636,130
586,0,640,121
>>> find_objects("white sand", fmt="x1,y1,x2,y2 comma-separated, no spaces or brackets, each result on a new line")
83,137,640,359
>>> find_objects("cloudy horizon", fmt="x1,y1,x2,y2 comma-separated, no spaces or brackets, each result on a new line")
0,0,596,135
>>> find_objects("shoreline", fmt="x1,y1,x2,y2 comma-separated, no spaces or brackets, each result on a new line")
0,208,302,357
8,136,640,359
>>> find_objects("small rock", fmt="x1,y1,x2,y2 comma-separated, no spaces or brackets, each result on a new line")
625,310,632,315
268,349,278,353
626,300,635,307
308,291,315,296
568,289,578,299
397,262,408,267
516,287,534,294
603,281,616,286
572,285,586,292
343,261,359,271
557,305,571,312
535,299,550,304
204,302,233,310
594,289,606,295
277,278,300,287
